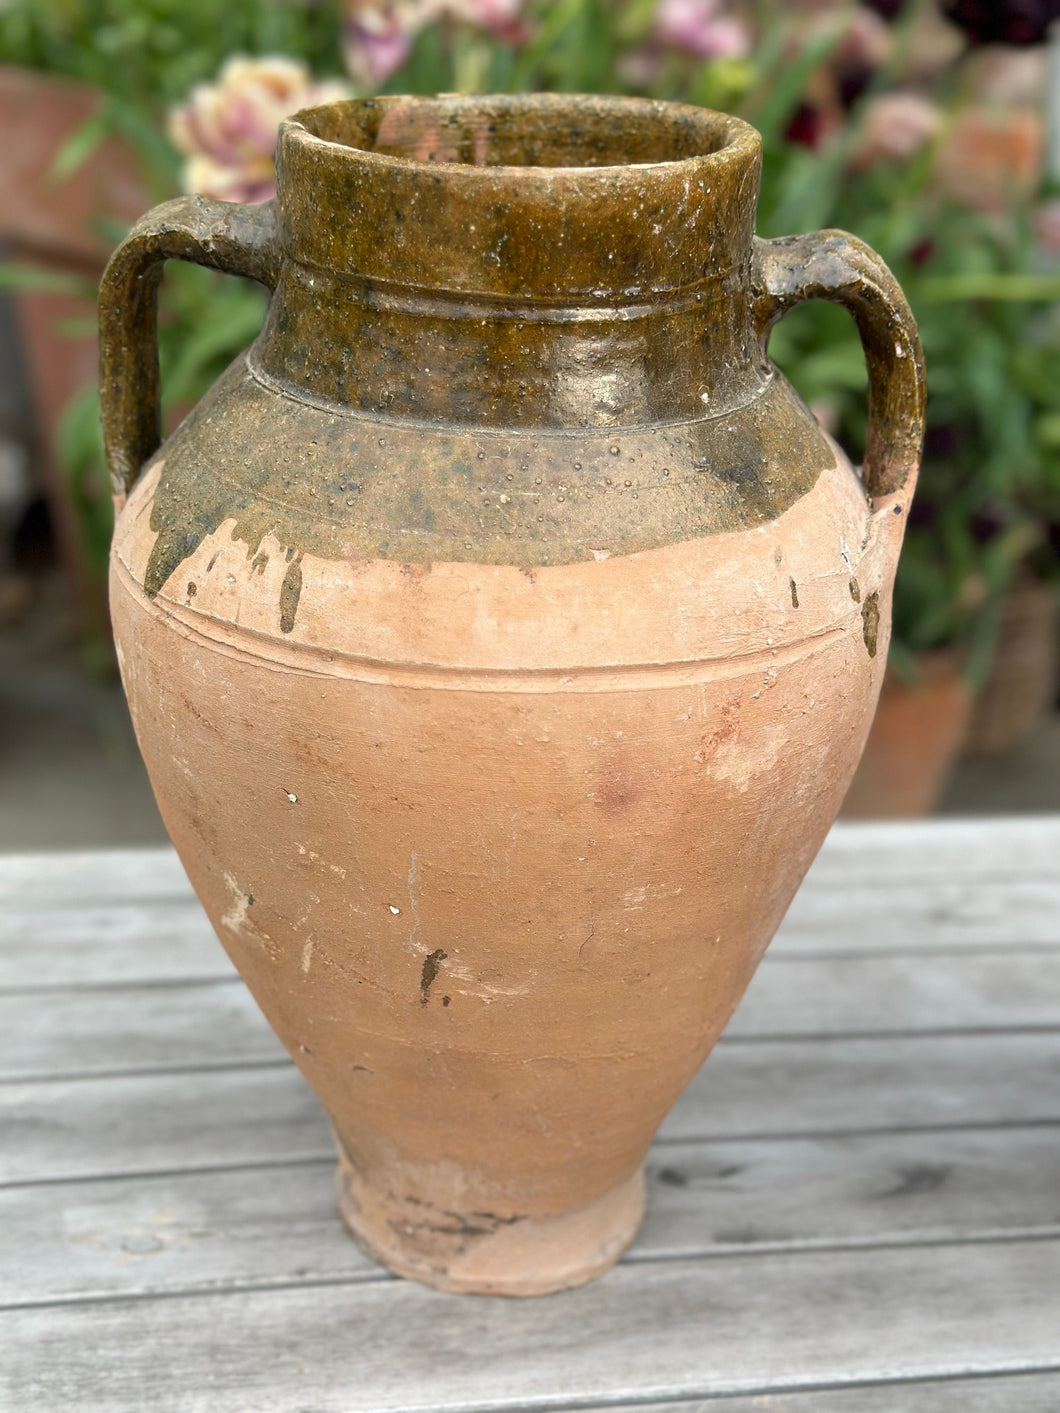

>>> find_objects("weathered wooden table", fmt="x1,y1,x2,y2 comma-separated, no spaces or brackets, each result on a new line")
3,818,1060,1411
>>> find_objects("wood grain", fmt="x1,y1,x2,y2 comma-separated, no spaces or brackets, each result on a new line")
3,1124,1059,1307
5,1238,1060,1411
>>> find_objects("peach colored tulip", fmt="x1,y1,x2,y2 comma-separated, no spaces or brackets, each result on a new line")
936,108,1045,212
169,57,350,204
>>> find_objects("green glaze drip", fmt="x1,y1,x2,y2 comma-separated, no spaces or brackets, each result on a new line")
861,591,880,657
279,553,303,635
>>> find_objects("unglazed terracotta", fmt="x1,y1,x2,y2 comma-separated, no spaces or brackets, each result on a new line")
101,95,925,1296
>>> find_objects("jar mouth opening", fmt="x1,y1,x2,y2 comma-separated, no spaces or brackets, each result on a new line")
284,93,757,177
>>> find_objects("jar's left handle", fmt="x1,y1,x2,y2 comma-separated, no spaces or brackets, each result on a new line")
99,195,282,510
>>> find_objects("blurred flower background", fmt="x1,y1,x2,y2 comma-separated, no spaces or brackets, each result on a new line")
1,0,1059,835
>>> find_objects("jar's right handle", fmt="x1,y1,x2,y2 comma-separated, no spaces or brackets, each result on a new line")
751,230,926,502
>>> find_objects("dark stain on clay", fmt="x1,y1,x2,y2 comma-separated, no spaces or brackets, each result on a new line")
861,590,880,657
186,581,197,598
789,577,798,608
442,994,451,1007
409,1209,522,1241
420,948,447,1005
279,552,303,634
849,577,861,603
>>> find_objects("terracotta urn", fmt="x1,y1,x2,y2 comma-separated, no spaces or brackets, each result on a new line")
101,95,925,1296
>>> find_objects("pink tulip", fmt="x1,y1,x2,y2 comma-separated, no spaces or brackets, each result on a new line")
169,57,350,204
444,0,527,40
343,2,432,88
655,0,752,60
343,0,527,87
853,91,942,168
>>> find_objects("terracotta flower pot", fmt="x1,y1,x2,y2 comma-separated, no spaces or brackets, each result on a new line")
0,65,153,624
841,651,973,818
102,95,925,1295
965,576,1060,756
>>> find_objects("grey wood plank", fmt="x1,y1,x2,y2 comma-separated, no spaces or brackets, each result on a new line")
795,816,1060,882
592,1372,1060,1412
0,1066,327,1185
727,950,1060,1037
0,900,220,989
774,877,1060,952
659,1032,1060,1142
4,1125,1059,1307
0,980,282,1081
4,1033,1059,1186
4,949,1060,1083
4,1237,1060,1411
0,848,189,904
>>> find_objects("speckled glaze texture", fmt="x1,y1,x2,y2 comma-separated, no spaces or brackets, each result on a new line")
102,95,925,1296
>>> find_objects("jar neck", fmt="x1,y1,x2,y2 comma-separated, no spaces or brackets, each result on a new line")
259,95,767,427
252,257,769,428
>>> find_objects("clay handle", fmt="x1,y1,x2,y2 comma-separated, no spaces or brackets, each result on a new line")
99,194,282,507
752,230,926,501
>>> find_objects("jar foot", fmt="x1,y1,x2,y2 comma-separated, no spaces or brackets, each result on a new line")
335,1148,645,1297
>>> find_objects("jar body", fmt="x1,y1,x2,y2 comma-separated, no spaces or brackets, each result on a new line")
105,94,922,1295
111,358,901,1294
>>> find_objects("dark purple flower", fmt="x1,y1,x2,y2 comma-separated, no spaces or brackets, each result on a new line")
942,0,1060,46
863,0,907,17
785,103,825,149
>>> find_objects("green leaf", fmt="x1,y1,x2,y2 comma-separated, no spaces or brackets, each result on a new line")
918,274,1060,303
47,108,109,184
0,262,87,294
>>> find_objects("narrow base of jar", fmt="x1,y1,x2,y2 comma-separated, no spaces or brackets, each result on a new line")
335,1148,645,1297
